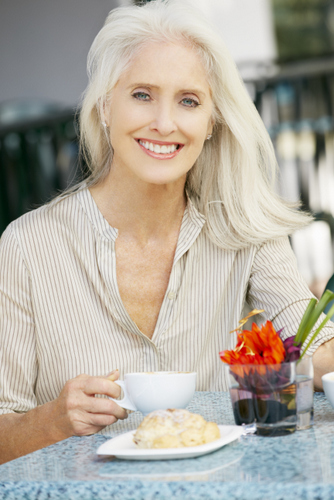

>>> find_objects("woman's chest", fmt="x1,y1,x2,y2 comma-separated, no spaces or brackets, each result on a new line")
32,241,252,397
115,238,176,338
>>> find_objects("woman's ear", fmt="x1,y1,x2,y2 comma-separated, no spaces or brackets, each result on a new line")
207,117,215,137
99,97,109,127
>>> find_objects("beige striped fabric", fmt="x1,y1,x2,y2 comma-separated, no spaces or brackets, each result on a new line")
1,188,333,417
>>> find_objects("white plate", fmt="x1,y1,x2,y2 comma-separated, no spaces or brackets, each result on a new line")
97,425,243,460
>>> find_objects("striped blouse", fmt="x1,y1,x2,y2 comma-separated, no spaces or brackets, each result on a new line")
1,188,333,418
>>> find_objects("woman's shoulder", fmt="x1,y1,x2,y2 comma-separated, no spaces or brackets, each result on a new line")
2,190,87,246
0,189,97,273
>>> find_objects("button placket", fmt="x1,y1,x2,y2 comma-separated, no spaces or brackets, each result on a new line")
153,261,181,340
98,236,137,335
141,338,160,372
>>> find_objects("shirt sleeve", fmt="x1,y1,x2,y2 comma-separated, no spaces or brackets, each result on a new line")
246,236,334,354
0,225,38,414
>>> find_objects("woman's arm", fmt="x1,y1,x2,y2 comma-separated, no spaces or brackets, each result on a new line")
0,371,127,464
313,338,334,390
0,225,127,464
247,237,334,386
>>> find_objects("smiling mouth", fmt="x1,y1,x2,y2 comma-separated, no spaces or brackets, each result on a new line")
137,139,182,155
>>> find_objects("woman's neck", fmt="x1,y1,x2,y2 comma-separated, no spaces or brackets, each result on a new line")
89,170,187,245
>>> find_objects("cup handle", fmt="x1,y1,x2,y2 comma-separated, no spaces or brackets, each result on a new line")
108,380,137,411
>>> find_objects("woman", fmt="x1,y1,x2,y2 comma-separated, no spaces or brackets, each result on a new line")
1,0,334,463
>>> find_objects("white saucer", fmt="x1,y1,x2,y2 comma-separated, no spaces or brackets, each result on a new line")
97,425,243,460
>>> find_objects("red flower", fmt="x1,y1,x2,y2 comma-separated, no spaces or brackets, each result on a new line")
220,320,285,367
221,319,294,394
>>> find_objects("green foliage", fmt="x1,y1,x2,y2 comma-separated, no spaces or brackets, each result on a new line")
294,289,334,360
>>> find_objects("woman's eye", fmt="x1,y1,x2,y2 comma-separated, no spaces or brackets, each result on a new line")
132,92,150,101
181,98,200,108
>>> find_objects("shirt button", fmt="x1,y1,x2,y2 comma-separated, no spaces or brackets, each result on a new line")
167,291,176,300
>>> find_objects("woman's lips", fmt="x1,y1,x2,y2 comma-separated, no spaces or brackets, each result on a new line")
136,139,184,160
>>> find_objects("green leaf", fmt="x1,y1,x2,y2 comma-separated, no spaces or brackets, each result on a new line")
301,290,334,344
299,301,334,360
294,298,316,345
294,290,334,348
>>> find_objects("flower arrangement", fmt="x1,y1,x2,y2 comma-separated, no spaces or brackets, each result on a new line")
220,290,334,368
220,313,293,395
220,292,334,429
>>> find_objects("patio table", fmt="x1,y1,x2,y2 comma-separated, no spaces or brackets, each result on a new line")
0,391,334,500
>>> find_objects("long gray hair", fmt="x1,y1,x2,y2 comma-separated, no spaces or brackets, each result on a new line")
77,0,310,250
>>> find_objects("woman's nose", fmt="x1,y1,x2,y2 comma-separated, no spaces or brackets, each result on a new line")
149,104,177,136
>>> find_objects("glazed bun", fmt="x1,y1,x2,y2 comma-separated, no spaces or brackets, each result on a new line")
133,409,220,449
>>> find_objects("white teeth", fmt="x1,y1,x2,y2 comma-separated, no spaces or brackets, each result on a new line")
138,140,179,154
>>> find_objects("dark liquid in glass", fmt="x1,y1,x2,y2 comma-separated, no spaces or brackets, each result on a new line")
229,384,297,436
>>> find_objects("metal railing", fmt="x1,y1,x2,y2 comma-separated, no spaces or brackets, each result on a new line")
0,107,83,235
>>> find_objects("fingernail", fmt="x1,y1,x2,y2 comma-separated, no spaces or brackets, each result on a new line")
106,369,119,380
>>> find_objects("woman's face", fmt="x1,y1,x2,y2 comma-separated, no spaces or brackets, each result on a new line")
105,41,214,187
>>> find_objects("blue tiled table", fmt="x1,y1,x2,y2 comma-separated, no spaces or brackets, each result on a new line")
0,392,334,500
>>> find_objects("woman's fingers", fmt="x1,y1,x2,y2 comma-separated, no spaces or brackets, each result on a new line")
106,369,119,382
85,412,119,428
67,374,122,399
83,396,128,420
53,373,128,438
59,407,119,437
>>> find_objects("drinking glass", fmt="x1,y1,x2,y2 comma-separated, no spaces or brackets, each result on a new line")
296,355,314,430
225,362,297,436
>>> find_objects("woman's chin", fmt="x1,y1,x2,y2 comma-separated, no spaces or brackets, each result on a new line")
140,171,187,186
136,172,187,188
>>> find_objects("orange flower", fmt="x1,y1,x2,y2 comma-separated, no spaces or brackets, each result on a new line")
220,320,285,367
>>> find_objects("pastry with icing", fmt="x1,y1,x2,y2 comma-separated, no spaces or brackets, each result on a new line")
133,408,220,448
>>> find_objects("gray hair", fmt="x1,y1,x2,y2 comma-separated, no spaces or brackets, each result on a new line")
78,0,311,249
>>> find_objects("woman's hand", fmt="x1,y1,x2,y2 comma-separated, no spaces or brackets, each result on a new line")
313,338,334,390
50,369,128,440
0,369,127,464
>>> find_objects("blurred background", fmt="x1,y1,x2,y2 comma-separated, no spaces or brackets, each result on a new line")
1,0,334,297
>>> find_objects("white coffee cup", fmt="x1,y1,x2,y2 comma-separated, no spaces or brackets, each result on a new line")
322,372,334,407
109,371,196,414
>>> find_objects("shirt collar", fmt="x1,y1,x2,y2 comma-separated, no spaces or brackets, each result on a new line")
173,194,206,264
76,187,206,248
76,187,118,241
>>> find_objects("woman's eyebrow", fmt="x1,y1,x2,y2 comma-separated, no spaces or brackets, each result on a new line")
127,83,157,90
127,83,207,98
